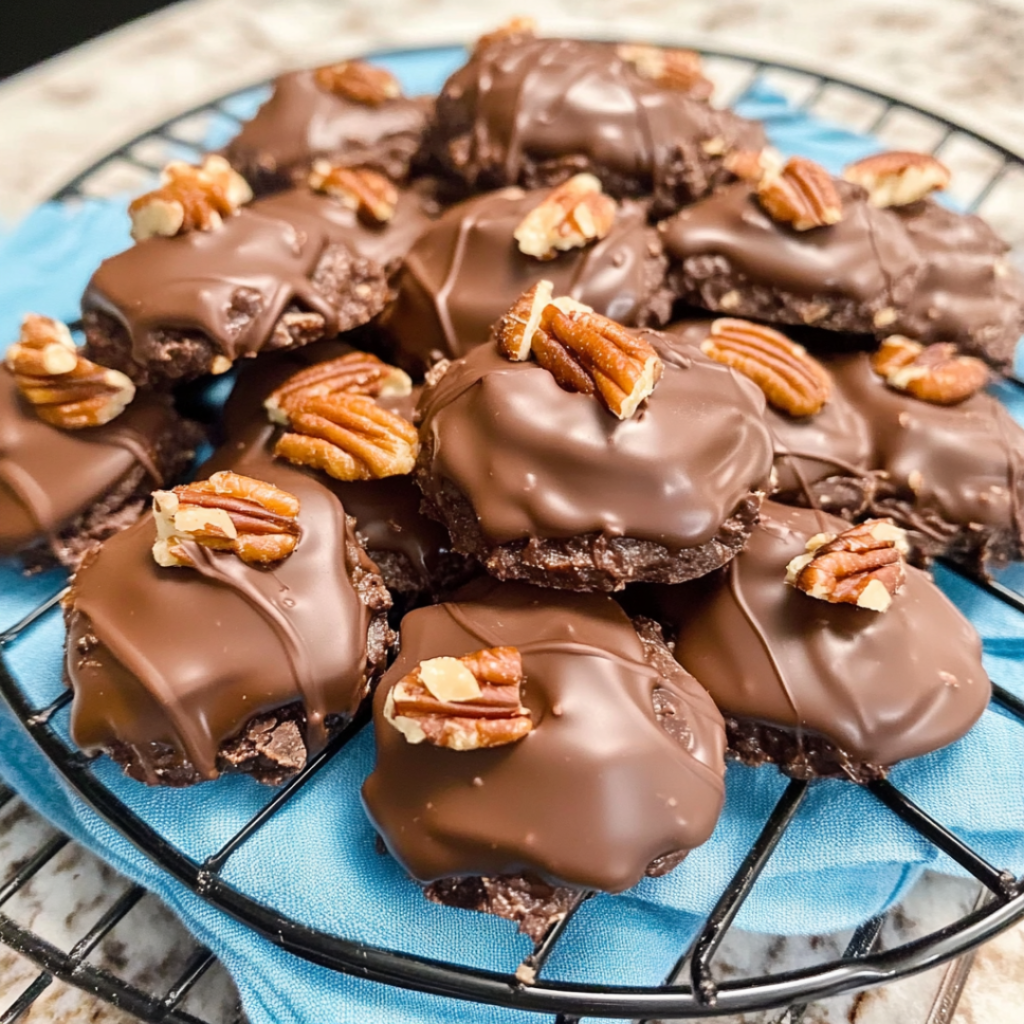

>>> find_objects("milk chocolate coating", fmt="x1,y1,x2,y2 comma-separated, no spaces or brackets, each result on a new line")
0,368,198,567
424,36,765,213
662,321,875,507
224,69,431,194
381,187,672,373
362,579,726,893
65,462,392,786
659,179,921,334
830,352,1024,566
891,199,1024,370
251,183,437,279
415,334,773,590
657,501,991,773
219,341,471,595
82,204,389,387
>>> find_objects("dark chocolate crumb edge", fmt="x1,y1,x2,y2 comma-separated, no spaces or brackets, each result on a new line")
82,243,390,388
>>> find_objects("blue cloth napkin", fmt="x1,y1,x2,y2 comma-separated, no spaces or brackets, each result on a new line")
2,49,1024,1024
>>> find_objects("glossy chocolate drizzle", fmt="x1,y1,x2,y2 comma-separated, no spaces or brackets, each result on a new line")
362,580,726,892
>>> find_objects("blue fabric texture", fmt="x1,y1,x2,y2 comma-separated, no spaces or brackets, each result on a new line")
1,49,1023,1024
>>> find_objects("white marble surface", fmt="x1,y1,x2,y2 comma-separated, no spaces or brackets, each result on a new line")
2,1,1024,1022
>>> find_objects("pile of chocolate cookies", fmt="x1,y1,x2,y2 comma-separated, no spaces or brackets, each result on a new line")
2,20,1017,941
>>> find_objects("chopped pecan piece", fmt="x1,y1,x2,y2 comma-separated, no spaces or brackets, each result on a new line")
152,471,301,568
757,157,843,231
383,646,533,750
308,161,399,225
785,519,909,612
495,286,662,418
616,43,713,98
843,151,951,207
313,60,401,106
872,336,988,405
474,16,537,53
723,147,783,183
5,314,136,428
513,174,617,260
273,392,419,481
700,318,832,417
265,351,412,425
129,155,253,241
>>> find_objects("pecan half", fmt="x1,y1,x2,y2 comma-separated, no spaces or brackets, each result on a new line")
273,392,419,481
129,155,252,241
616,44,713,98
383,646,533,750
843,151,951,208
757,157,843,231
872,336,988,405
513,174,617,260
700,318,832,417
5,314,135,429
308,161,398,225
785,519,909,612
313,60,401,106
495,287,662,419
152,471,301,568
473,16,537,54
265,351,412,425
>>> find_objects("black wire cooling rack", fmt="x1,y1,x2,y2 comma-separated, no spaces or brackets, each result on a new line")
4,42,1024,1024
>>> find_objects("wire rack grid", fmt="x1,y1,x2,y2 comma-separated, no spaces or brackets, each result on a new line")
3,43,1024,1024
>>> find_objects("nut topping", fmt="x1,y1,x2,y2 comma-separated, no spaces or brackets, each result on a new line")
785,519,909,612
616,44,713,98
383,646,533,750
265,351,412,425
513,174,617,260
129,155,253,241
152,471,301,568
473,16,537,54
495,286,663,419
313,60,401,106
5,314,136,429
757,157,843,231
273,392,419,481
872,336,988,405
308,161,398,225
700,318,832,417
843,151,951,208
723,147,783,183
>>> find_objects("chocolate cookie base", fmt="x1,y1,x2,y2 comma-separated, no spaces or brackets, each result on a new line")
725,717,889,784
416,468,763,592
83,243,389,388
16,416,204,574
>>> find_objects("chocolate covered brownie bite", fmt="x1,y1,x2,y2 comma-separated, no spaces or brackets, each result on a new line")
423,24,765,214
1,315,201,570
653,502,991,782
362,578,727,939
65,464,393,787
82,157,389,387
224,60,431,194
414,286,773,592
217,340,473,597
381,178,673,373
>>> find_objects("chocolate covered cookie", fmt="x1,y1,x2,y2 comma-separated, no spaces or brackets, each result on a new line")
362,578,726,938
65,465,393,787
381,179,672,373
1,316,201,570
224,60,431,194
423,30,764,214
415,288,773,591
82,158,389,387
654,502,991,781
219,340,473,597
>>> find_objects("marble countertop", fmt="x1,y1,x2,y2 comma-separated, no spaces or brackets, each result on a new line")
1,1,1024,1021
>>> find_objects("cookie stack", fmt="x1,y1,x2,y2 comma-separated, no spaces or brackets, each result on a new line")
3,19,1014,940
